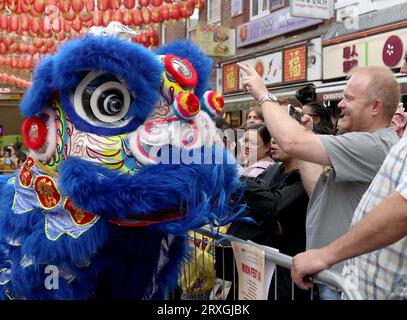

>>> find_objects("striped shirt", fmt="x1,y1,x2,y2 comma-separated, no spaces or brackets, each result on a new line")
342,135,407,299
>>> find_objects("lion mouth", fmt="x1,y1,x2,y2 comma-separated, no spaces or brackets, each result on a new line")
109,206,186,227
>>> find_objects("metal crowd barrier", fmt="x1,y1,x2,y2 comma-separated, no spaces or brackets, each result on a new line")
176,226,363,301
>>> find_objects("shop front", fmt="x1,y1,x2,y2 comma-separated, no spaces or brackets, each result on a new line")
321,27,407,109
221,37,323,127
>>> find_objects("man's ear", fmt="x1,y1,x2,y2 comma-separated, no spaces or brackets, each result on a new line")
372,98,383,116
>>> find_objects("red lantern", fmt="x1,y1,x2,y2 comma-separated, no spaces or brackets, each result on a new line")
7,0,19,13
0,1,5,10
111,10,123,24
179,2,191,19
19,14,31,32
48,44,57,54
33,0,46,14
20,1,30,13
44,38,54,48
151,7,161,24
79,8,92,22
63,19,72,33
92,10,103,26
109,0,121,10
0,14,9,30
148,28,158,47
0,57,4,65
19,42,29,53
132,9,143,27
85,0,95,11
55,31,67,41
4,58,11,67
9,15,19,32
140,32,148,47
30,17,41,34
165,0,174,3
18,58,26,70
169,2,180,21
122,10,132,26
59,0,71,13
123,0,135,9
64,8,77,21
4,36,14,47
9,43,18,53
97,0,109,11
52,16,62,33
28,44,38,55
82,18,93,28
42,16,52,34
159,4,170,21
196,0,205,10
0,43,7,55
151,0,163,6
138,0,150,8
102,10,112,26
40,45,48,54
141,7,151,25
33,38,43,49
25,59,33,69
71,0,84,13
72,16,82,32
11,57,18,69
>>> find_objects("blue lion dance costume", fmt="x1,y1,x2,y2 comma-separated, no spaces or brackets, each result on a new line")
0,31,242,299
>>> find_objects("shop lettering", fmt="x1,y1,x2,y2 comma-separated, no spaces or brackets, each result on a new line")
343,44,358,73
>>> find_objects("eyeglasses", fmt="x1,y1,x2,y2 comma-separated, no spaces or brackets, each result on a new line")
301,112,318,117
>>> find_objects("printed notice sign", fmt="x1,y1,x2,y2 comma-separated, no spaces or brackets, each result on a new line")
231,241,277,300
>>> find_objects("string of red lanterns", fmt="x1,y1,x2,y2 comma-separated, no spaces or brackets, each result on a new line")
0,0,206,89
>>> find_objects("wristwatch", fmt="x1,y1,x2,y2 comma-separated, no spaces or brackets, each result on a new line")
257,92,278,106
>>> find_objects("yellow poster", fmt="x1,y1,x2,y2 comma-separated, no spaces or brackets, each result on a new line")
196,25,234,57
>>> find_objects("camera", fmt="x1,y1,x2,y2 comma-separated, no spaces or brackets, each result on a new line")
288,104,302,123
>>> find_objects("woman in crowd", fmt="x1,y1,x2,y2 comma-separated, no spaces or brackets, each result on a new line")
240,123,274,178
301,102,336,135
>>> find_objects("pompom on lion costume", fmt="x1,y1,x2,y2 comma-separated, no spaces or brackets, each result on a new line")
0,25,242,300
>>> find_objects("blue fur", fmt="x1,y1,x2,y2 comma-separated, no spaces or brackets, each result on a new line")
2,37,242,300
20,56,54,117
0,180,190,299
156,40,213,98
21,36,163,136
59,146,244,232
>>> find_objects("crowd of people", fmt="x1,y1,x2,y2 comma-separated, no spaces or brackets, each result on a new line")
0,142,26,173
1,53,407,300
201,54,407,300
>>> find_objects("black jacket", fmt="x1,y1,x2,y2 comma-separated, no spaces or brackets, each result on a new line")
228,163,309,256
215,163,311,300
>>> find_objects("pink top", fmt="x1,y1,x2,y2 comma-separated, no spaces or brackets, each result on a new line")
391,105,407,138
241,159,274,178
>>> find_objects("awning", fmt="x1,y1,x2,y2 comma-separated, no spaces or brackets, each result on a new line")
223,82,320,112
316,74,407,101
315,80,346,101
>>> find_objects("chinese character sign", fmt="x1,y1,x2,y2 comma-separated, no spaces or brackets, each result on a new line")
342,44,359,73
284,46,306,82
223,64,239,94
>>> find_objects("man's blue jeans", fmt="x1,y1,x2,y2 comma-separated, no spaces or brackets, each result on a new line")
317,284,341,300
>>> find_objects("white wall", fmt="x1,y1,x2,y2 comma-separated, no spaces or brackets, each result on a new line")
335,0,407,15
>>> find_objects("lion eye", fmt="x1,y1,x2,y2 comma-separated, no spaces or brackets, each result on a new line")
163,55,198,89
73,71,133,127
